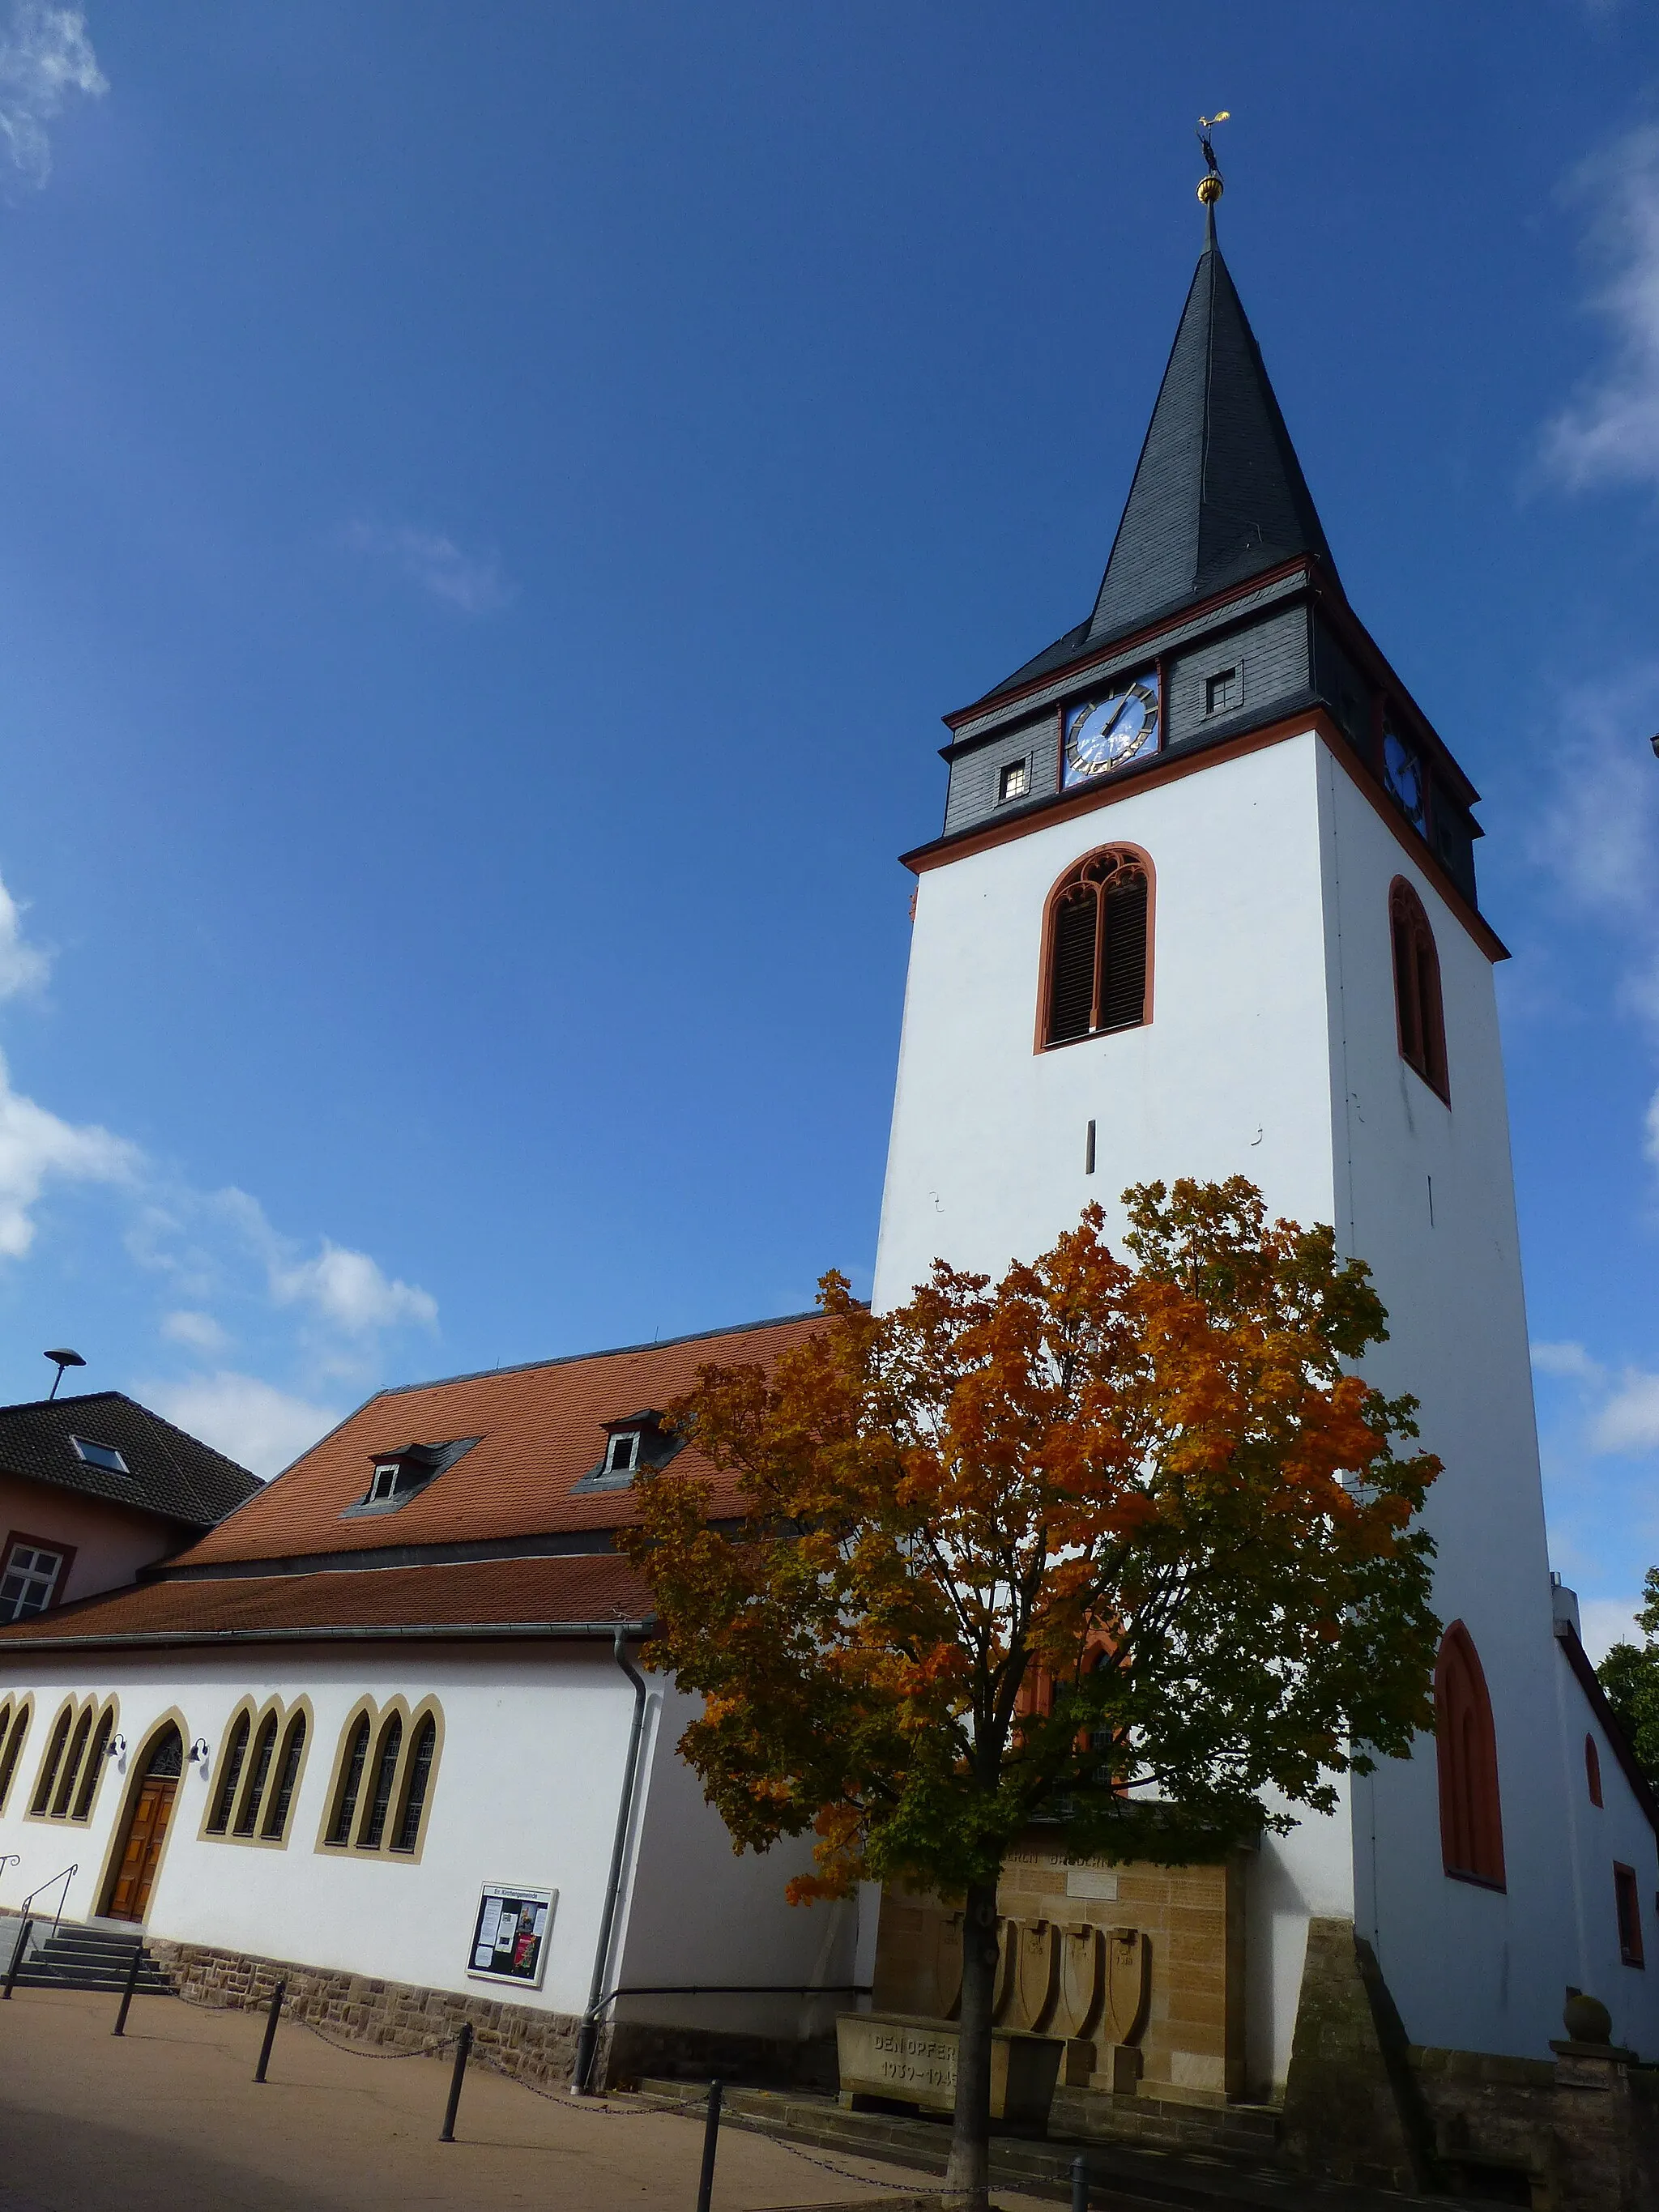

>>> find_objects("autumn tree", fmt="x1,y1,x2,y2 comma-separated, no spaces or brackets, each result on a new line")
619,1179,1440,2210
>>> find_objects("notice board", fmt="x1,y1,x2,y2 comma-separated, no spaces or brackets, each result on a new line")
467,1883,556,1989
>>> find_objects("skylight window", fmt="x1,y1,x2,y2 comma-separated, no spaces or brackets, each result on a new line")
70,1437,130,1476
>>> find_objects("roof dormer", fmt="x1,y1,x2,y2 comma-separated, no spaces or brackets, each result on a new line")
342,1436,482,1519
573,1410,683,1494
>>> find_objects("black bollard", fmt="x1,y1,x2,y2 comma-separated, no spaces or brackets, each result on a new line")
2,1916,31,2001
694,2078,723,2212
1071,2152,1089,2212
112,1945,142,2037
254,1979,286,2082
439,2021,472,2142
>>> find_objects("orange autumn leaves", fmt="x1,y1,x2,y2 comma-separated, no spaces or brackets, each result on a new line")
619,1179,1440,1903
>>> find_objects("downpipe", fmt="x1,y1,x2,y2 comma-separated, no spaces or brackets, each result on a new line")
572,1626,650,2092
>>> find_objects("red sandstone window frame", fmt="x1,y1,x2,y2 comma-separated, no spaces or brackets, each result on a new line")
1389,878,1449,1103
1434,1621,1505,1890
1034,843,1155,1054
1615,1863,1645,1967
1586,1734,1604,1809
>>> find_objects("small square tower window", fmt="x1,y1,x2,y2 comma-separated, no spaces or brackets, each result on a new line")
998,759,1028,803
1205,667,1240,717
604,1431,640,1476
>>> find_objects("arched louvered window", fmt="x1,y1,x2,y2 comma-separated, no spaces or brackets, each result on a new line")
1586,1735,1604,1809
1435,1622,1504,1889
326,1714,372,1846
207,1711,251,1834
262,1713,307,1840
234,1713,279,1836
391,1715,437,1853
1390,879,1448,1102
1041,846,1152,1049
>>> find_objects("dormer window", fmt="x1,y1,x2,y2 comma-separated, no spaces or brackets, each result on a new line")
70,1437,130,1476
574,1410,683,1491
604,1432,640,1477
341,1437,480,1517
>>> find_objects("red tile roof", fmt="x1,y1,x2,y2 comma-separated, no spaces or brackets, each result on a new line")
0,1554,652,1647
172,1311,824,1568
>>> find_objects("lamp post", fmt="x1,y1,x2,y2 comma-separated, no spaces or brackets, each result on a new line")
44,1349,85,1400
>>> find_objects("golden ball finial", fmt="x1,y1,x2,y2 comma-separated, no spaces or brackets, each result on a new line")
1197,173,1223,207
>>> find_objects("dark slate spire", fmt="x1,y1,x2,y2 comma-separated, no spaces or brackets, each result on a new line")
1085,207,1338,645
984,211,1338,701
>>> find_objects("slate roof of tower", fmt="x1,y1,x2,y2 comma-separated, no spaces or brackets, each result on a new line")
0,1392,259,1528
984,210,1340,704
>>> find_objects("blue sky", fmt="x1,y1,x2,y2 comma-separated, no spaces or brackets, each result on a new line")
0,3,1655,1648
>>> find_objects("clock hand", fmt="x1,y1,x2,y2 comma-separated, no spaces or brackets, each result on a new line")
1094,694,1134,752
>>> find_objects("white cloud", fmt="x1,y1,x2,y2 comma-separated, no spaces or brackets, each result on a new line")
0,2,105,197
342,520,513,616
1594,1369,1659,1455
160,1308,229,1356
1535,1336,1659,1458
270,1239,437,1334
1532,1339,1606,1384
145,1371,340,1482
0,1044,138,1256
1578,1594,1644,1665
1544,126,1659,491
0,873,49,999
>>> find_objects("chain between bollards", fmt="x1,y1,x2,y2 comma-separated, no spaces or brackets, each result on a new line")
439,2021,472,2142
2,1915,31,2001
254,1979,286,2082
1071,2150,1090,2212
695,2078,723,2212
111,1945,143,2037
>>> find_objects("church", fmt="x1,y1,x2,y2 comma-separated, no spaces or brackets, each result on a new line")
2,187,1655,2172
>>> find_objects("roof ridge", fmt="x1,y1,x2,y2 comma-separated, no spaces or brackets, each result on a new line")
372,1307,827,1398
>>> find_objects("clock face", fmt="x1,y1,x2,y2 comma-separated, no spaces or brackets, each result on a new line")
1064,679,1161,786
1383,730,1425,830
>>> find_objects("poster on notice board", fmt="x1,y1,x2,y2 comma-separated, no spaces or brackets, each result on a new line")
467,1883,556,1988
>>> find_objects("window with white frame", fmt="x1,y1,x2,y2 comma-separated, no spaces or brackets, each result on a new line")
1,1541,66,1622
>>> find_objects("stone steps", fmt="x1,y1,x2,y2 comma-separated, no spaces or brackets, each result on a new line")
633,2078,1489,2211
2,1916,172,1996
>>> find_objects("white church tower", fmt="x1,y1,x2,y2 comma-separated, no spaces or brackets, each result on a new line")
873,198,1659,2088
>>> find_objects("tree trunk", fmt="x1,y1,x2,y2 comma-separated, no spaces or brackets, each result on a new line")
944,1877,1000,2210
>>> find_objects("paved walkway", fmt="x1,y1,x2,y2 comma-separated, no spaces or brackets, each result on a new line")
0,1987,1051,2211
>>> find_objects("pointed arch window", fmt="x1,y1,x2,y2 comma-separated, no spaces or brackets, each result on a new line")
1041,846,1152,1049
262,1712,307,1840
0,1700,29,1813
391,1715,437,1854
1435,1622,1505,1889
326,1715,372,1846
234,1713,279,1836
358,1715,403,1850
30,1703,72,1814
207,1712,251,1835
1390,879,1448,1102
1587,1734,1604,1809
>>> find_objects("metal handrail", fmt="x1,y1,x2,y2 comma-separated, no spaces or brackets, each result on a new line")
18,1863,76,1941
0,1853,18,1884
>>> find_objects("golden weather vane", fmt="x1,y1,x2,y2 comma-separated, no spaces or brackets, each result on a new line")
1196,111,1230,206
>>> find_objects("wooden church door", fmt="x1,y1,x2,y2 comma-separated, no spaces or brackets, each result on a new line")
107,1726,182,1922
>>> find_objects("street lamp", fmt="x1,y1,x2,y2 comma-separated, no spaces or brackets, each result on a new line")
44,1349,85,1400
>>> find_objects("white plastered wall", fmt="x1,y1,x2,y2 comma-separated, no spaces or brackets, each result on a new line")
0,1641,849,2043
871,723,1658,2086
